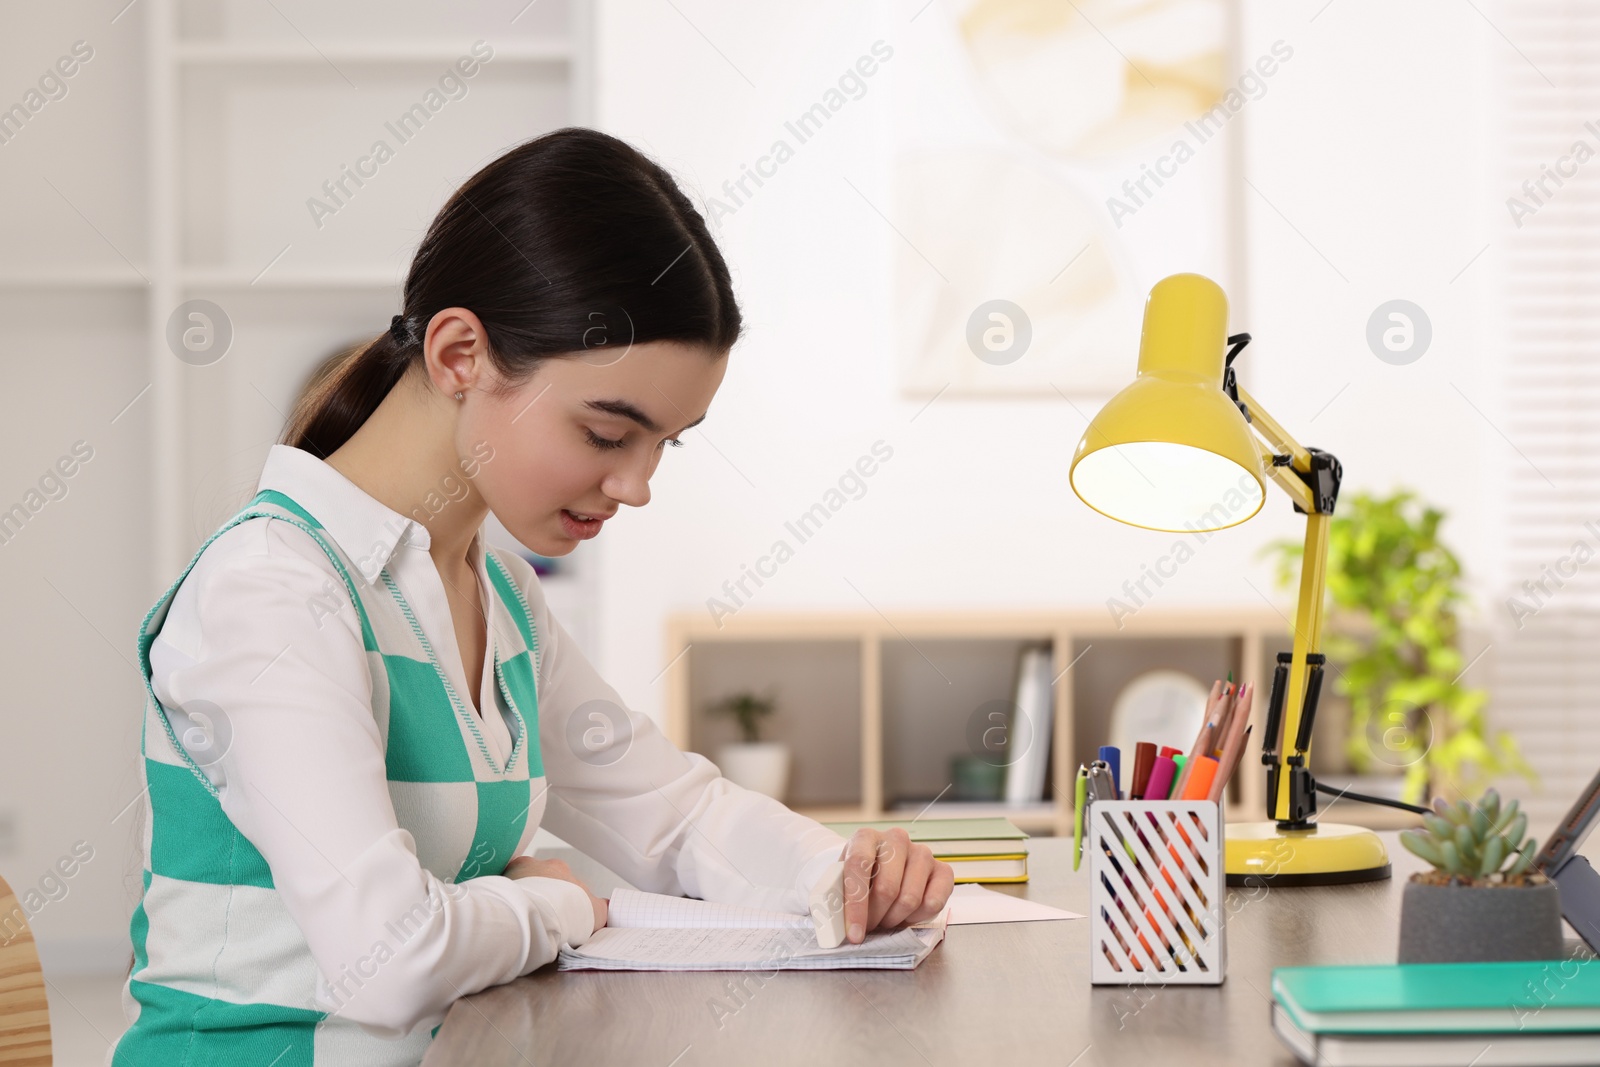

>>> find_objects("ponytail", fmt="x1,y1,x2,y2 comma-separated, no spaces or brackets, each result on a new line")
282,327,415,458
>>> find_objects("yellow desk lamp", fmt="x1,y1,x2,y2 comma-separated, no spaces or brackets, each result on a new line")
1070,272,1390,887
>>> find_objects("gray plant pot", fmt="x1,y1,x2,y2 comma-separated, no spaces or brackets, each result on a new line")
1398,879,1564,964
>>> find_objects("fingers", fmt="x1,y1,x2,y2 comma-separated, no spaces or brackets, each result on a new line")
840,829,880,944
865,828,911,932
903,858,955,925
878,842,935,929
841,827,909,942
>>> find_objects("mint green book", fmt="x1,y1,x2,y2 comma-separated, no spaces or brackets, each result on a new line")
1273,960,1600,1035
819,817,1028,856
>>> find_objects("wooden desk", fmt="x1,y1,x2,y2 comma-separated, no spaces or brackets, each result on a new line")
423,833,1580,1066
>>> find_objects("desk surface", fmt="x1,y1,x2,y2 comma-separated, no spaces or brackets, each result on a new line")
423,832,1582,1066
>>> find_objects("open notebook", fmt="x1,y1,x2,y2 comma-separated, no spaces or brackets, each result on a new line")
557,887,950,971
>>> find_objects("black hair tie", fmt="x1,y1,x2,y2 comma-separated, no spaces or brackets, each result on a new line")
389,314,414,346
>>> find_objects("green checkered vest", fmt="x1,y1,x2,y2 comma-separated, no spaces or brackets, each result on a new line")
113,488,544,1066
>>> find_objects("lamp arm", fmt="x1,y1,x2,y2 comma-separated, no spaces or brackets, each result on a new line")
1262,447,1318,516
1235,386,1313,471
1234,385,1342,828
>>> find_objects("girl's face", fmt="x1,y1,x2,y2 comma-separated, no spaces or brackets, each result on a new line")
461,340,727,557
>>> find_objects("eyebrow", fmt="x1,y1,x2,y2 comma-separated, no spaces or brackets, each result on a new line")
584,398,706,435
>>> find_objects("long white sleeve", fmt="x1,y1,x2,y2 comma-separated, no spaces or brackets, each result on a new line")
148,517,597,1038
521,568,850,915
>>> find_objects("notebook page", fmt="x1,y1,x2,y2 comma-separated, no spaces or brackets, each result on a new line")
606,887,812,930
557,923,938,971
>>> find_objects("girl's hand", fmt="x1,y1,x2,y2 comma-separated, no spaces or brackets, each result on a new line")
839,827,955,944
504,855,609,935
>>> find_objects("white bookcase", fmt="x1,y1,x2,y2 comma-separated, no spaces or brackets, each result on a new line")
0,4,603,961
0,0,593,592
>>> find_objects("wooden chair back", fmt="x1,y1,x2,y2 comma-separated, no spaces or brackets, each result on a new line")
0,874,51,1066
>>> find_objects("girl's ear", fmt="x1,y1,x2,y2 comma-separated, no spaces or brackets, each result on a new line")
422,307,493,398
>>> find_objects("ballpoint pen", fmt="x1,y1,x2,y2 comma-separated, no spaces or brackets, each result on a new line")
1088,760,1116,800
1074,764,1089,871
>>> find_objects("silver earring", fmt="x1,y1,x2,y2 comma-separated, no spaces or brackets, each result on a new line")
454,391,463,400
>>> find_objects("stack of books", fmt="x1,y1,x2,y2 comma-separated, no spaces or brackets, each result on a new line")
821,816,1030,883
1272,959,1600,1065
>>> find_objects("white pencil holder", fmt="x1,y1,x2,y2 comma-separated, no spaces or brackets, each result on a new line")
1088,799,1226,985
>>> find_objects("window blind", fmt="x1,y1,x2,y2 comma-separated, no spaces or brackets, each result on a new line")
1494,1,1600,846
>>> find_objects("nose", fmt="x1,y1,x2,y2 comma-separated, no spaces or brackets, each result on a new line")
601,457,651,509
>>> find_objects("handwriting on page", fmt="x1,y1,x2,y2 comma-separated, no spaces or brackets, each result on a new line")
605,888,812,930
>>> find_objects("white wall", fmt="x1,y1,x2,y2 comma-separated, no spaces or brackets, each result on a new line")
589,0,1499,729
0,5,161,976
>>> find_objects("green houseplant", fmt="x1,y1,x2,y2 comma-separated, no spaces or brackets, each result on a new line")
1395,789,1560,962
710,690,775,744
709,690,790,802
1262,489,1532,805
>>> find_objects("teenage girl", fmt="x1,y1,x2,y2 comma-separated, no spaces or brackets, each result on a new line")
112,127,953,1065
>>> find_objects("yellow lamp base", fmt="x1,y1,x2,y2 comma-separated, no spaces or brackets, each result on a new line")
1224,821,1391,887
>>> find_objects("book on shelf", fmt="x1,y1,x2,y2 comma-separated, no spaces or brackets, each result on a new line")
1003,643,1055,805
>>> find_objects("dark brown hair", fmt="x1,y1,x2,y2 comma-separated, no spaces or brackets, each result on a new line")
283,127,742,458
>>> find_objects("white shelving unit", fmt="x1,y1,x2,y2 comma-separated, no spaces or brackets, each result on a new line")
170,42,577,64
0,0,596,591
0,0,600,973
0,2,604,948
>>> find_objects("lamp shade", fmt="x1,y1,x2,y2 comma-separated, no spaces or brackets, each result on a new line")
1070,273,1265,533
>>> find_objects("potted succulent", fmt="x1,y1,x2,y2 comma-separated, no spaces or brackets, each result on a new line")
709,690,791,802
1397,789,1562,963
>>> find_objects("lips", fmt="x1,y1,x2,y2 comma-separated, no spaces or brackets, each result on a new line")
560,509,609,540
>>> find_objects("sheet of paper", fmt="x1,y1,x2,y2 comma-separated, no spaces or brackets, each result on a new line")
946,883,1083,925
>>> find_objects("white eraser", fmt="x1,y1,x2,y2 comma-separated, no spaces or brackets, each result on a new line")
809,859,848,948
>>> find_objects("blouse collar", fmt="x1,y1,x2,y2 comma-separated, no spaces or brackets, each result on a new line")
255,444,484,584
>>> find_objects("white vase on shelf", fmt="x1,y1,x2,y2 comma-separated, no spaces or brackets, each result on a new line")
717,742,791,802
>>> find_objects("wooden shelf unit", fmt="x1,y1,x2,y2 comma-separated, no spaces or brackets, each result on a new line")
664,607,1318,838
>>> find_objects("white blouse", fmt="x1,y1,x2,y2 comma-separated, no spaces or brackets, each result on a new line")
147,444,847,1036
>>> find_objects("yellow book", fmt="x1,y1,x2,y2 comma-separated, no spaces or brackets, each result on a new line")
943,853,1028,883
820,817,1032,882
